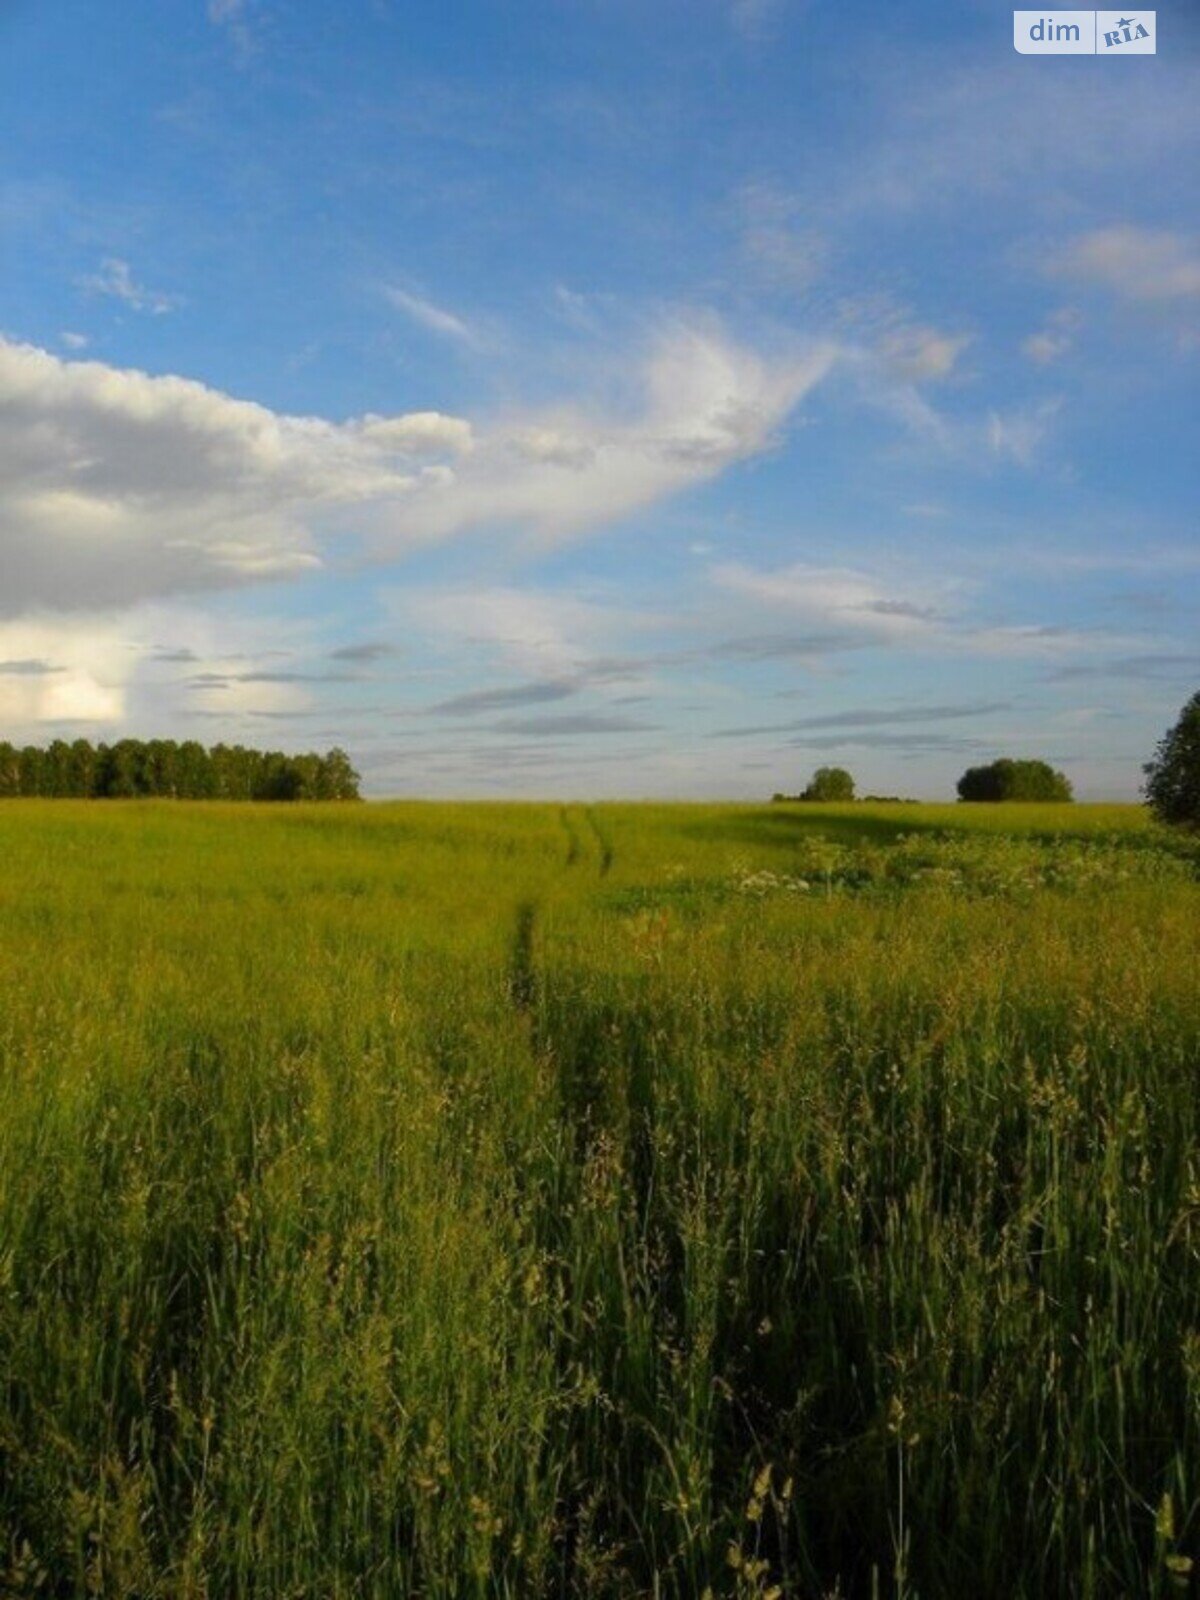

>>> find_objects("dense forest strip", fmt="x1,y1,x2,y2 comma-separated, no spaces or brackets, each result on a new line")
0,739,360,800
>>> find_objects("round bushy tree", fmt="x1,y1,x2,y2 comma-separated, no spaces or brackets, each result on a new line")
1144,690,1200,826
802,766,855,801
957,758,1072,802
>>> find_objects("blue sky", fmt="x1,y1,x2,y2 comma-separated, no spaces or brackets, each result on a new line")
1,0,1197,797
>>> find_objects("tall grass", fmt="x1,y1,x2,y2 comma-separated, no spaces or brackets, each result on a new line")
0,800,1197,1597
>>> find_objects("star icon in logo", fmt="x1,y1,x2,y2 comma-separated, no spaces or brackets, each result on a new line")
1116,16,1136,25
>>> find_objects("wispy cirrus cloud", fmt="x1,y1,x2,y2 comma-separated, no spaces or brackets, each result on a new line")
1045,652,1199,683
364,321,836,552
707,631,855,663
384,285,483,348
1022,307,1082,366
207,0,259,65
428,679,580,717
986,396,1061,467
788,730,986,755
709,560,1135,661
711,561,954,645
796,63,1200,226
835,300,1063,470
184,667,362,688
710,700,1009,738
491,711,660,737
385,584,658,678
737,181,826,290
77,257,181,315
328,641,397,663
878,324,970,384
1051,226,1200,303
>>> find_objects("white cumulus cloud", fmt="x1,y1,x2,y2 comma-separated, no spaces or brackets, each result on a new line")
0,322,832,619
0,337,435,613
0,616,128,727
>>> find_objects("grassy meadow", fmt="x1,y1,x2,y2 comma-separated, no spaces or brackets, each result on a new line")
1,798,1198,1598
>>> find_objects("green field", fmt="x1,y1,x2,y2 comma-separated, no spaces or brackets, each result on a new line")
1,800,1198,1598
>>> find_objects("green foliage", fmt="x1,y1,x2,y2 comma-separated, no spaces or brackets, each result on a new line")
1144,690,1200,827
957,756,1073,802
0,739,360,800
770,767,857,803
0,799,1196,1598
802,765,855,801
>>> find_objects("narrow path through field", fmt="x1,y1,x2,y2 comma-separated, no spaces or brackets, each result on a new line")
508,899,537,1012
558,804,582,867
583,806,613,877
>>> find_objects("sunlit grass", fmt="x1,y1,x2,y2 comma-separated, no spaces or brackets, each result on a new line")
0,800,1196,1597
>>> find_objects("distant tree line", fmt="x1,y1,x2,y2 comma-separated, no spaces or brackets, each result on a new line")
773,758,1075,805
0,740,360,800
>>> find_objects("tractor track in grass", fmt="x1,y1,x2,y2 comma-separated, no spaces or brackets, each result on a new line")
558,804,582,867
582,806,613,877
508,898,538,1013
513,809,586,1020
